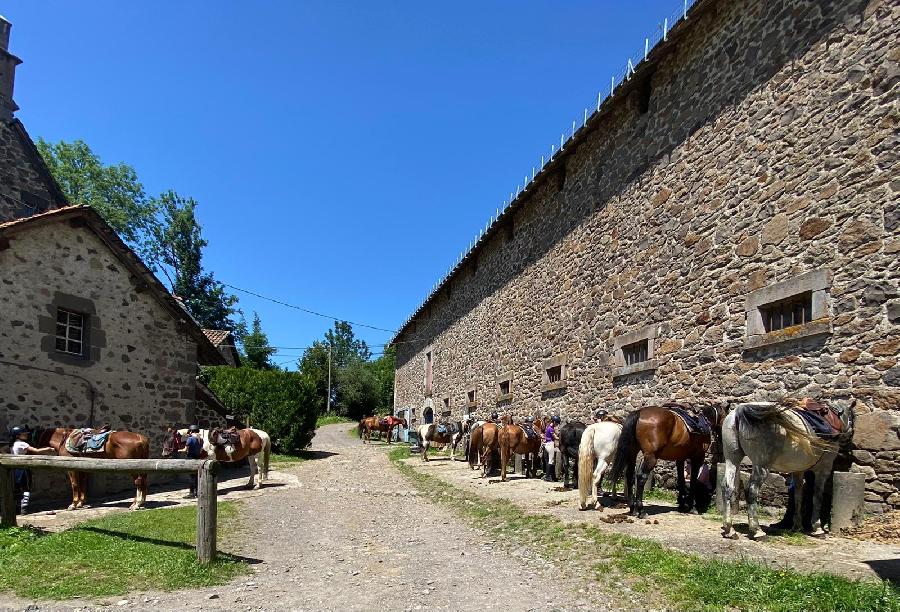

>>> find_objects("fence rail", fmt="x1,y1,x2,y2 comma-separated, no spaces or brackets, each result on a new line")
0,455,220,564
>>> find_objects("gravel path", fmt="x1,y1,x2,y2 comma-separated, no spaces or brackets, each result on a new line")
0,425,619,612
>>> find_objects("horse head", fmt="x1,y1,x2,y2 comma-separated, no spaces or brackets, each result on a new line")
833,397,857,447
37,427,68,451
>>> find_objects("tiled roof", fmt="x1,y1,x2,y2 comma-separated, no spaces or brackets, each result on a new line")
202,329,233,346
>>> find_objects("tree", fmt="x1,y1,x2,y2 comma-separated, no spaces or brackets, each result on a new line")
37,138,158,259
242,312,276,370
151,190,240,331
299,321,371,415
201,366,318,452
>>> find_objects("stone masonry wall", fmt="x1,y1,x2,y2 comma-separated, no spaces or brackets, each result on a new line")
0,222,203,502
0,119,66,222
394,0,900,512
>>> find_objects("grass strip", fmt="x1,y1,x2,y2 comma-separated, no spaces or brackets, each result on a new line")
0,503,248,599
316,414,354,427
388,446,900,612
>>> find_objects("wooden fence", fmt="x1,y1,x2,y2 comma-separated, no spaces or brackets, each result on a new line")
0,455,220,564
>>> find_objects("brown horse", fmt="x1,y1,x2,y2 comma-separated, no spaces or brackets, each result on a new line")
610,404,722,518
498,418,544,481
40,428,150,510
474,422,503,478
358,415,406,444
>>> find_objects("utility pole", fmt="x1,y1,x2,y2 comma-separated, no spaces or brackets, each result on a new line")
326,343,332,413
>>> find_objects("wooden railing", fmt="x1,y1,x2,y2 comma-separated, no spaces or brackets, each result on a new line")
0,455,220,564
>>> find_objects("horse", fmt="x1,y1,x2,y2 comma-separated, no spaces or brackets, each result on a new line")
498,418,544,481
179,427,272,489
558,420,586,489
577,421,623,511
38,427,150,511
358,415,407,444
418,422,465,461
474,422,502,477
721,399,855,540
610,403,722,518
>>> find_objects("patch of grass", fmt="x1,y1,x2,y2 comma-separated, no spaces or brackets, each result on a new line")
389,454,900,611
269,452,306,466
316,414,354,427
0,503,247,599
644,486,678,504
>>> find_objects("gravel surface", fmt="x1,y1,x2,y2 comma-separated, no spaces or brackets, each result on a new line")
0,425,622,612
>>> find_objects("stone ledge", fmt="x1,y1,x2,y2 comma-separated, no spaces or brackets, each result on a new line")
742,319,832,351
541,380,567,393
612,359,658,378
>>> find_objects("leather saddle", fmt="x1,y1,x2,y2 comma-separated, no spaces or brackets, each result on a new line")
65,426,113,454
210,427,241,447
663,402,711,436
792,398,843,437
521,424,539,440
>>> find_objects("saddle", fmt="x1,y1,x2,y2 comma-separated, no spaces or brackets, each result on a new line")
663,403,711,436
436,424,448,435
521,424,539,440
210,427,241,447
380,418,390,427
65,426,113,454
789,398,842,438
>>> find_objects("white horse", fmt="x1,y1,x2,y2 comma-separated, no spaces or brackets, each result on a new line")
178,427,271,489
721,401,854,540
418,422,464,461
577,421,623,511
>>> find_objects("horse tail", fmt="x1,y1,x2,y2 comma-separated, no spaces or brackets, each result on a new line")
257,430,271,481
357,420,364,438
737,403,833,450
610,410,641,488
469,426,483,470
578,425,596,509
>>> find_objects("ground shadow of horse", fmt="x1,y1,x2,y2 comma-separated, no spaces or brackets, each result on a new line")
864,559,900,585
81,527,264,565
296,450,338,461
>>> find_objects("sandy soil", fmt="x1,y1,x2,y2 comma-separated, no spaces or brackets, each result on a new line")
408,453,900,584
0,425,635,612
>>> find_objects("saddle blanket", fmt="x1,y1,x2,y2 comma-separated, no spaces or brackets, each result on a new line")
521,425,539,440
667,406,711,436
65,429,113,454
793,408,839,439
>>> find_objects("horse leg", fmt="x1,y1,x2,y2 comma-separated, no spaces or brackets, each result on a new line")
809,463,830,536
130,474,145,510
722,459,740,539
78,472,88,508
500,444,509,481
747,465,768,540
561,453,570,488
67,471,79,510
247,454,258,489
688,457,703,515
594,458,608,511
625,457,636,513
790,470,805,532
422,441,429,462
675,459,688,512
634,454,656,519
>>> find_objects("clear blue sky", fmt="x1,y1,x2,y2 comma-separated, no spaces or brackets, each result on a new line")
5,1,680,368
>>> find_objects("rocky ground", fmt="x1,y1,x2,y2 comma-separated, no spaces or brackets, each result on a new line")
0,425,630,612
411,452,900,584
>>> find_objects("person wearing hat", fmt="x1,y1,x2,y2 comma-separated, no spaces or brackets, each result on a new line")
9,426,54,515
178,425,203,498
542,415,561,482
593,409,609,423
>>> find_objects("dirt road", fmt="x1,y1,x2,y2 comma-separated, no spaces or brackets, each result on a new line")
2,425,618,611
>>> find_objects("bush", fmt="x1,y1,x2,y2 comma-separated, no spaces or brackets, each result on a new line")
201,366,318,452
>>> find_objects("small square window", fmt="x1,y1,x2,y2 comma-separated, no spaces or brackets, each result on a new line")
467,390,476,404
546,365,563,383
499,380,510,395
55,308,86,357
622,339,649,366
443,397,451,411
760,292,813,332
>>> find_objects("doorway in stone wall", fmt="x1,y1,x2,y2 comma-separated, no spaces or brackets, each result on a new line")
423,406,434,424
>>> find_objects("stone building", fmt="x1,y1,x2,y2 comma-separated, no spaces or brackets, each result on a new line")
392,0,899,511
0,18,230,500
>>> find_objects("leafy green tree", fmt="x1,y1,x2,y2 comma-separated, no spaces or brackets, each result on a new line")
242,312,276,370
299,321,371,415
201,366,318,452
151,190,240,331
36,138,157,259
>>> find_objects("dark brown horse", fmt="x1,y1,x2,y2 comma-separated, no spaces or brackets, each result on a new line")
40,428,150,510
358,415,407,444
498,418,544,481
609,404,722,518
474,422,502,477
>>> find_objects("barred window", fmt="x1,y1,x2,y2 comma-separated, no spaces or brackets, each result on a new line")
499,380,510,396
760,292,813,332
622,339,649,366
55,309,85,356
546,365,563,383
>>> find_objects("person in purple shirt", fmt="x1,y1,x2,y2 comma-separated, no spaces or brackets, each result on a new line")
542,415,561,482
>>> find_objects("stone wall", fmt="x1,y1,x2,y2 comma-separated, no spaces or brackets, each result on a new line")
394,0,900,511
0,119,66,222
0,222,204,501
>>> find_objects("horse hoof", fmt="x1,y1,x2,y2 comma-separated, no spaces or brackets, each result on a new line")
722,530,739,540
809,528,826,538
690,508,700,516
67,504,77,511
750,532,767,542
638,512,648,519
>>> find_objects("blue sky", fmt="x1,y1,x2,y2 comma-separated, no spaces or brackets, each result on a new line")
5,1,681,367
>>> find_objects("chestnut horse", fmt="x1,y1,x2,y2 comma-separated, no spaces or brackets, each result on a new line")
180,427,271,489
358,415,406,444
499,418,544,481
39,428,150,510
610,404,722,518
472,422,502,477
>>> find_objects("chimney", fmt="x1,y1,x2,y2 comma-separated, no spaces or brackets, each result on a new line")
0,16,22,120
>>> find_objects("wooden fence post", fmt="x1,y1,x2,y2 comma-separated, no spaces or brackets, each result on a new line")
0,468,16,527
196,460,219,564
